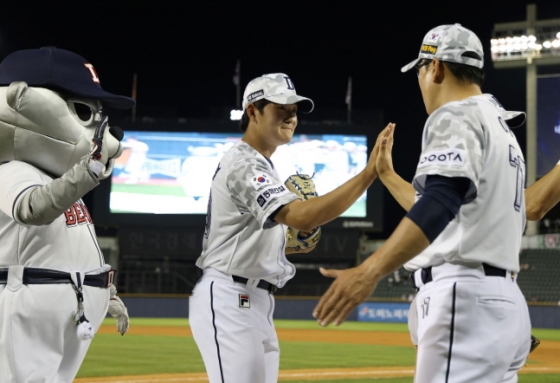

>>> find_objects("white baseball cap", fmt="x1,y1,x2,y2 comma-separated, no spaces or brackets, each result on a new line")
242,73,314,113
401,24,484,73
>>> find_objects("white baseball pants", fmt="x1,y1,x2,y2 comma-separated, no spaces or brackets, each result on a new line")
412,263,531,383
0,267,109,383
189,268,279,383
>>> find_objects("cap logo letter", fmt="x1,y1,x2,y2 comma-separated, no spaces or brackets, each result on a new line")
84,63,100,83
283,76,295,90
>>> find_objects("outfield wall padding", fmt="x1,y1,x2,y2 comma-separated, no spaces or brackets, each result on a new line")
119,296,558,328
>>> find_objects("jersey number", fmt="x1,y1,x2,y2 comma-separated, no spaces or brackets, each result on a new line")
509,145,525,212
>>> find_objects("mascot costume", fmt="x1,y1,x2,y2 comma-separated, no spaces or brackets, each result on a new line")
0,47,133,382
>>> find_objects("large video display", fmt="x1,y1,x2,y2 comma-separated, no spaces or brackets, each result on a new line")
110,131,368,217
537,75,560,177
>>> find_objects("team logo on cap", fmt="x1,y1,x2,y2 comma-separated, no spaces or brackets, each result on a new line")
247,89,264,102
421,44,438,55
83,63,100,83
427,33,440,43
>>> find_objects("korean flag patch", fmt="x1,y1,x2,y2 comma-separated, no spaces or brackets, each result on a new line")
239,294,250,308
250,173,272,190
427,32,440,43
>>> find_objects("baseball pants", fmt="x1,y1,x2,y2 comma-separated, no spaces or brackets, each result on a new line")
0,267,109,383
189,268,279,383
412,263,531,383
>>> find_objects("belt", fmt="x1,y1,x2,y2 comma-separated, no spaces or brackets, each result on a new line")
232,275,278,294
409,263,507,291
0,268,115,288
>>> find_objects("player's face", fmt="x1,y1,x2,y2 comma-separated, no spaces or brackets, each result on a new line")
416,59,437,114
259,102,299,146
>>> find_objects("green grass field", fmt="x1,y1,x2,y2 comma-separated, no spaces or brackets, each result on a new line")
78,319,560,382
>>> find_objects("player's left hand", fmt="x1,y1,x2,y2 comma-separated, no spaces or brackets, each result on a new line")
108,284,130,335
313,265,379,327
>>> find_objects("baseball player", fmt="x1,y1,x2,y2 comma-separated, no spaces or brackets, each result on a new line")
0,47,132,383
314,24,532,382
375,124,560,351
188,73,392,383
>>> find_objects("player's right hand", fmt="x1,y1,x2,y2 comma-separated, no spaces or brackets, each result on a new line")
375,123,395,178
365,123,395,180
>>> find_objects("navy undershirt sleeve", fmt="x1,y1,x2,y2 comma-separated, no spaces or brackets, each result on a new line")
406,175,471,243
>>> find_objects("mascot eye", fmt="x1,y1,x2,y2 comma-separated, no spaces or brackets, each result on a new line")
72,103,94,122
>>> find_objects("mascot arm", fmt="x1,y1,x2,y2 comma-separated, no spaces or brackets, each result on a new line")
14,155,100,226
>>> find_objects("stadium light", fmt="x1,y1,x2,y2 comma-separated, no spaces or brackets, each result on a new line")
491,4,560,235
230,109,243,121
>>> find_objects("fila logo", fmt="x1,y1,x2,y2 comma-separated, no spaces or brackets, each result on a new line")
84,63,100,83
64,202,93,227
239,294,250,308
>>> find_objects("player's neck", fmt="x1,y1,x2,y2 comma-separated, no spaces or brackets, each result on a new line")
242,131,276,159
431,83,482,113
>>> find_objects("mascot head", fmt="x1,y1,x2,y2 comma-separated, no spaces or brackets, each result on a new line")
0,46,135,179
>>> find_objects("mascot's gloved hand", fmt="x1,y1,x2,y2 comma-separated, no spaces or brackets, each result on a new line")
88,116,108,178
108,284,129,335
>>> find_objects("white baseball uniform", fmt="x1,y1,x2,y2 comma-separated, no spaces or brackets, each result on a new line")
405,94,531,383
0,160,110,383
189,140,300,383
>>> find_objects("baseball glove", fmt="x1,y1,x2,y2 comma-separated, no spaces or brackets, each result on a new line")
530,334,540,353
284,173,321,252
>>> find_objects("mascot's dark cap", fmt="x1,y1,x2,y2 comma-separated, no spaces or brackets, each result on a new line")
0,46,135,109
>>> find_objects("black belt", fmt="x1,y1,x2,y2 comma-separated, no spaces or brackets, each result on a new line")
232,275,278,294
409,263,507,291
0,268,115,288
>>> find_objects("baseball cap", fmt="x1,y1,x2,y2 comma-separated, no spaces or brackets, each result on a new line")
401,24,484,73
242,73,314,113
0,47,135,109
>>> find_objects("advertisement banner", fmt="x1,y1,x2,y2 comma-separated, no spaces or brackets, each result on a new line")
357,302,411,323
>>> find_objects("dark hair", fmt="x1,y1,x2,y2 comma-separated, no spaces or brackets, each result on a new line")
239,99,272,132
443,52,485,87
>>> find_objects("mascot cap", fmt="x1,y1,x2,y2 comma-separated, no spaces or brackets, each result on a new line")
0,47,135,109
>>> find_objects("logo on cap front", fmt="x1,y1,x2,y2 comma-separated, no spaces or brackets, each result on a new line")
427,33,440,43
83,63,100,84
421,44,438,55
248,89,264,102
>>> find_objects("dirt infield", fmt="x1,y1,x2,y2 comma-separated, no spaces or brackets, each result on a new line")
74,325,560,382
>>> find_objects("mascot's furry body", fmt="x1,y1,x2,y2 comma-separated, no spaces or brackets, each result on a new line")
0,47,134,382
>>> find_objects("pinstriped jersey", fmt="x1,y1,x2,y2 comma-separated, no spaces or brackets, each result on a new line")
0,161,106,271
405,94,526,272
196,141,300,288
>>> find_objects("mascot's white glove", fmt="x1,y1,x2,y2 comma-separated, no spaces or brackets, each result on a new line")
108,284,129,335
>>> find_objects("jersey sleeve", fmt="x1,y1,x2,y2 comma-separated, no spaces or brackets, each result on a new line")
0,162,45,222
413,104,484,204
226,157,299,229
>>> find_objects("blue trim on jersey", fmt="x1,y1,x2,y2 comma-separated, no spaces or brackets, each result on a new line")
11,184,40,220
210,282,225,382
406,175,470,243
446,282,457,383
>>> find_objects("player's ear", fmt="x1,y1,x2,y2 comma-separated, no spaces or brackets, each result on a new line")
247,104,258,123
432,59,445,84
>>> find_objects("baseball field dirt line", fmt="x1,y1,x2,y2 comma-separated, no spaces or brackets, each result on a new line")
72,366,560,383
96,325,414,346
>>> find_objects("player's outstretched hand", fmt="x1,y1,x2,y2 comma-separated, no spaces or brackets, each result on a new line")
375,123,395,178
313,265,379,327
365,123,395,180
108,284,130,335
